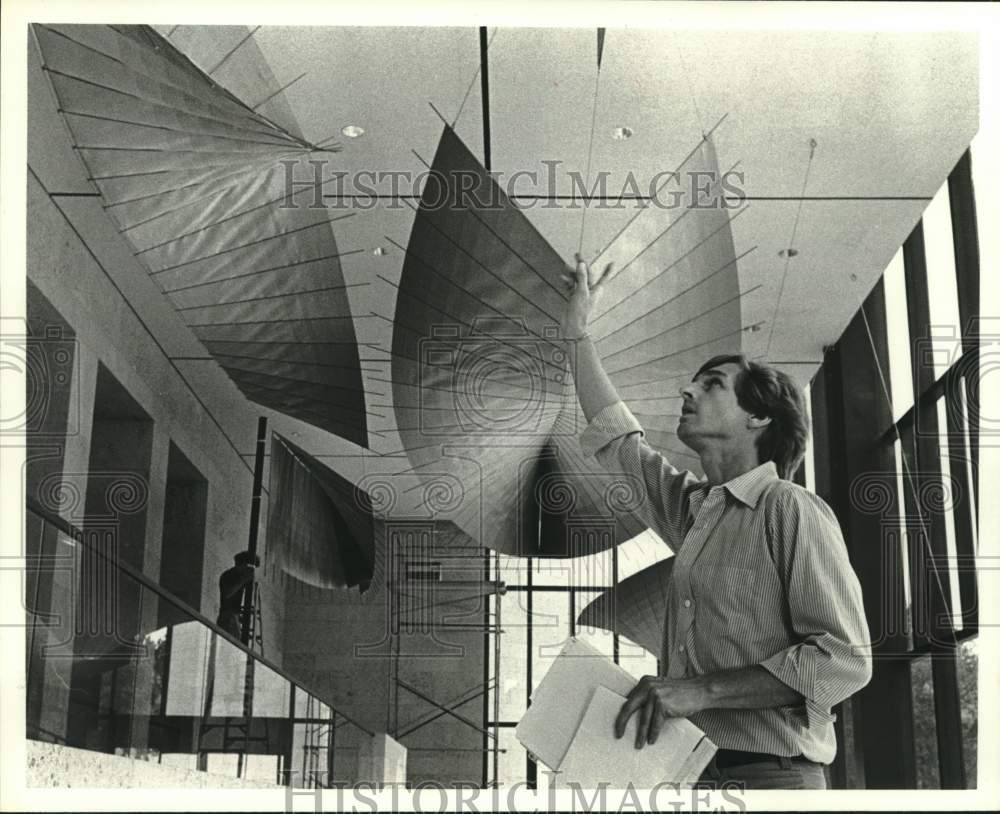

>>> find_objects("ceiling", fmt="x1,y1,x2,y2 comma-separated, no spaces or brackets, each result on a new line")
31,23,979,527
156,23,976,371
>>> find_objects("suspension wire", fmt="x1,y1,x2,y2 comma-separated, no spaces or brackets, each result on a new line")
578,28,605,255
453,28,499,128
765,138,817,359
673,32,706,136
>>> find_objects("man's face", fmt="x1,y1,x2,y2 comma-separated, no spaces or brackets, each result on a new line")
676,361,752,450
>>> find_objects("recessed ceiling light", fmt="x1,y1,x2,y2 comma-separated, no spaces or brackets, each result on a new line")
341,125,365,138
612,126,633,141
778,248,799,258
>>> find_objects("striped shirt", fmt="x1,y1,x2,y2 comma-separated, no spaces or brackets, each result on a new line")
579,401,872,764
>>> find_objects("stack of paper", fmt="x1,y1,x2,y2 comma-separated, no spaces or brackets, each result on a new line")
515,638,716,787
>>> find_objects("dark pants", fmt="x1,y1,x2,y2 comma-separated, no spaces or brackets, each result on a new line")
216,610,241,640
698,755,828,790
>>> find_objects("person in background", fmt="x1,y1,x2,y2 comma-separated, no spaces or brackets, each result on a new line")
216,550,259,640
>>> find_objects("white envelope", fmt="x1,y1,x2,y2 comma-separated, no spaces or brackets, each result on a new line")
515,637,716,787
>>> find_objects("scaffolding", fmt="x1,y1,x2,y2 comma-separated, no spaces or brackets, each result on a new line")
196,416,271,779
382,524,505,787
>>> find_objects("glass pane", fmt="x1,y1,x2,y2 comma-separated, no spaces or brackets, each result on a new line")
958,380,979,553
922,184,962,380
936,399,963,631
487,594,495,723
497,591,527,722
531,592,571,691
499,550,614,589
292,720,331,787
911,656,940,789
956,638,978,788
210,636,249,716
893,439,915,650
252,661,292,718
125,584,164,759
24,507,305,783
496,555,528,588
50,536,149,757
565,547,613,589
294,691,329,721
969,133,996,341
527,557,576,588
574,591,614,658
883,248,914,421
494,726,526,788
164,621,212,717
26,519,75,744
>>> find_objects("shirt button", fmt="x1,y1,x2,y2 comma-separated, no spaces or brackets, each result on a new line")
678,645,685,653
684,599,692,608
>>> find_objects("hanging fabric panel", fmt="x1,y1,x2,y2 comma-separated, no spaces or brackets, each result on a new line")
391,125,742,556
33,23,368,446
267,434,375,591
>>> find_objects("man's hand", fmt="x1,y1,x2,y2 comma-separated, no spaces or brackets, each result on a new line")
614,675,710,749
560,253,614,340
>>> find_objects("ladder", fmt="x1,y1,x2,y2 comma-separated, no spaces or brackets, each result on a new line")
246,582,264,656
197,583,269,779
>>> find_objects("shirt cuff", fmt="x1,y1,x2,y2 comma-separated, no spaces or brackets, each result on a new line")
760,646,836,729
578,401,644,458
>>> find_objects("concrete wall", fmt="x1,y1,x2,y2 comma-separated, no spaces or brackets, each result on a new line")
26,24,289,653
26,740,280,789
25,29,289,750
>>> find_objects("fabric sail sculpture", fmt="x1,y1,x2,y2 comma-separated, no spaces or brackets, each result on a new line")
32,23,368,446
267,433,377,592
390,124,743,560
267,433,484,599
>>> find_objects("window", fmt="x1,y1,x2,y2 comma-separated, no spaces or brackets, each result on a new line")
884,249,913,421
922,186,962,381
158,443,209,627
486,530,663,788
811,143,980,789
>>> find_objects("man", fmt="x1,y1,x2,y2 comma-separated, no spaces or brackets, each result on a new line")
216,550,259,640
561,254,871,790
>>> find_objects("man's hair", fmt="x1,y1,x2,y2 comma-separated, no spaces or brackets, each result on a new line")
234,551,260,567
694,354,810,480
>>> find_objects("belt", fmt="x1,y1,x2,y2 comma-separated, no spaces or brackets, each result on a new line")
713,749,807,769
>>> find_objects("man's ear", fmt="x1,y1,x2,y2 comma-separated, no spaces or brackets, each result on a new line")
746,414,772,431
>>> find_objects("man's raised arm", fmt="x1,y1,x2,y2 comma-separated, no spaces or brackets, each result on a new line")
560,254,620,420
560,254,701,551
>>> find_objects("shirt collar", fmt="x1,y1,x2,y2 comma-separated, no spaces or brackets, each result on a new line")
721,460,780,508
